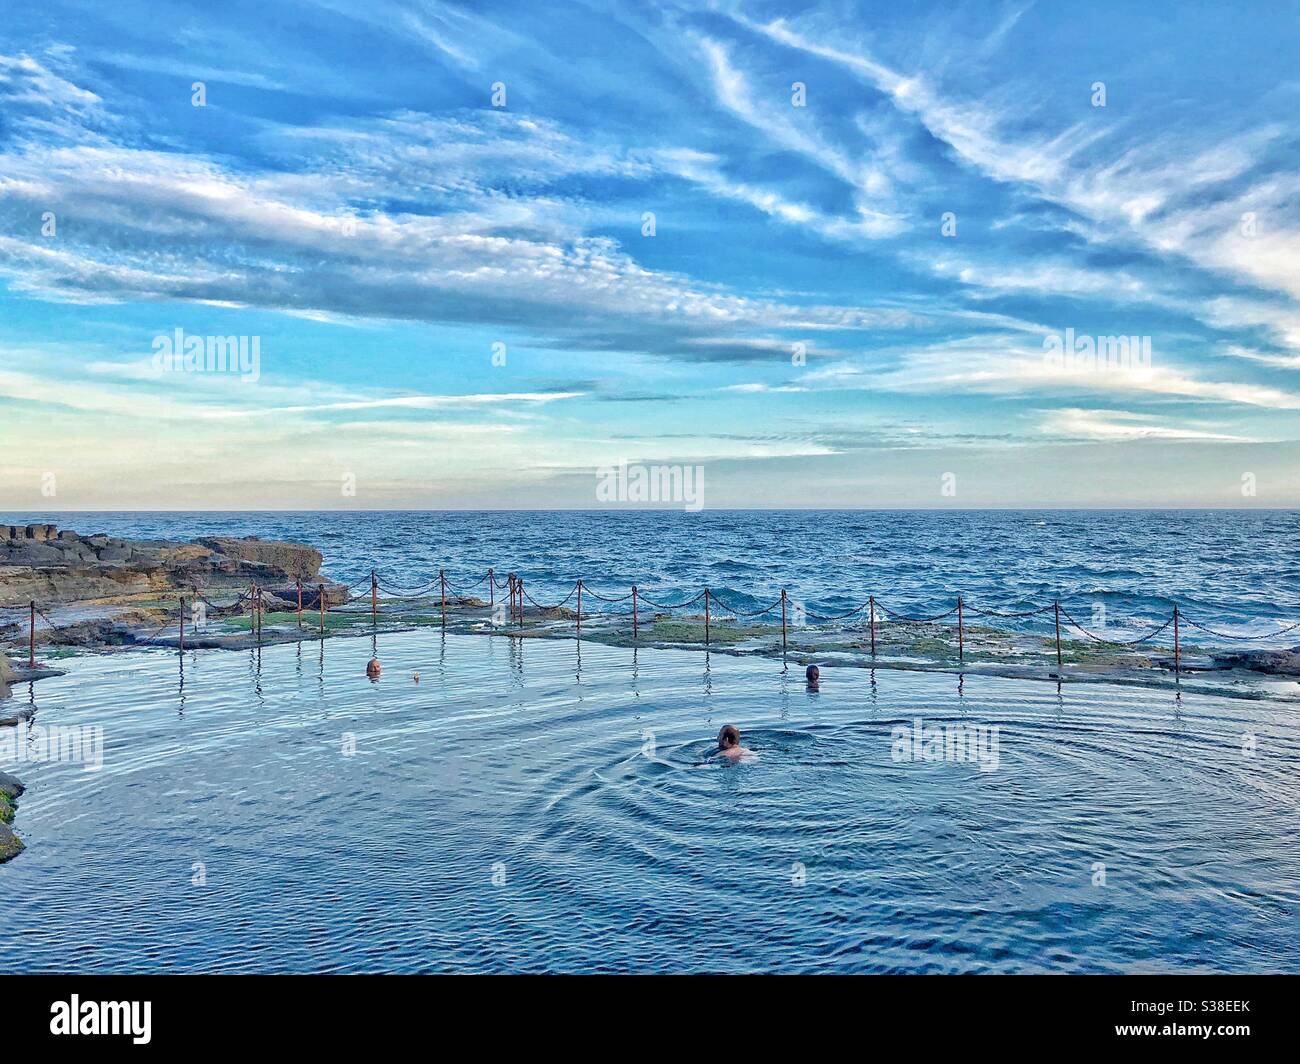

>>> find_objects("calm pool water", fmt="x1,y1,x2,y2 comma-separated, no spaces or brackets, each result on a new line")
2,630,1298,973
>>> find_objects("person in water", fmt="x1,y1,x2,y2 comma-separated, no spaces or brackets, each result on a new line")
805,663,820,690
365,658,381,679
714,724,753,763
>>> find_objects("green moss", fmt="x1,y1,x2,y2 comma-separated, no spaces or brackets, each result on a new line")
650,619,770,643
886,635,957,656
0,833,23,862
225,610,303,630
0,790,20,862
224,610,368,633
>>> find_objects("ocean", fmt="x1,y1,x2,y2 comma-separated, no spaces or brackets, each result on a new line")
4,509,1299,644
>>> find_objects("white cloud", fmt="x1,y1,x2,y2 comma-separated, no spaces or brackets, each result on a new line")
1045,408,1255,442
691,36,904,238
0,53,100,109
743,17,1300,353
879,340,1300,410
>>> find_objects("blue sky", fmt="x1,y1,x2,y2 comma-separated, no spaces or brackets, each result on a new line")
1,0,1298,509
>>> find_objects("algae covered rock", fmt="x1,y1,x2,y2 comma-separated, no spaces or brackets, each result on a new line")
0,769,23,799
0,820,22,862
0,771,23,862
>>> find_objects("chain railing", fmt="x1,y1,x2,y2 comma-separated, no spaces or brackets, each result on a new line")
4,567,1298,676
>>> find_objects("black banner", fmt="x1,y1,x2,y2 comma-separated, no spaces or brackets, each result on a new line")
0,973,1290,1051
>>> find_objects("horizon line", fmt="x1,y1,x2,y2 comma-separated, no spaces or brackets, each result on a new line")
3,506,1298,515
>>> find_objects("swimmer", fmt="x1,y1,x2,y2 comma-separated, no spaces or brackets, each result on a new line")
713,724,754,763
413,671,420,683
365,658,381,679
805,663,820,690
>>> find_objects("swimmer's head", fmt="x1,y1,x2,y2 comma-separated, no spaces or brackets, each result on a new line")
366,658,381,678
805,664,820,683
718,724,740,749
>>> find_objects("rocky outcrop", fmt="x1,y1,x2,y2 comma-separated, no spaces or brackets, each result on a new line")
0,769,23,804
0,526,329,607
0,651,13,699
0,769,23,862
196,536,323,581
1212,646,1300,675
0,822,20,862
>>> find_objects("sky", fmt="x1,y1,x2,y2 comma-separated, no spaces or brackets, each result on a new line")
1,0,1298,510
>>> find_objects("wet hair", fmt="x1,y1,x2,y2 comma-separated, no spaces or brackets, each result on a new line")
718,725,740,748
805,664,820,681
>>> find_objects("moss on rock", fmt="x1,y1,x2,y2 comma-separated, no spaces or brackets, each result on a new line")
0,820,24,862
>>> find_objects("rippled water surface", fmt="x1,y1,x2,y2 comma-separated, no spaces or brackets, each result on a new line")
3,629,1299,972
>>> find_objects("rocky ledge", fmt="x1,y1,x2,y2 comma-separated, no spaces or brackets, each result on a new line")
1210,646,1300,675
0,768,23,863
0,650,14,701
0,524,330,607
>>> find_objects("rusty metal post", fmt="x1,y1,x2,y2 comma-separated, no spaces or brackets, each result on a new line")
869,595,877,657
319,582,326,635
179,597,185,653
296,579,303,629
704,588,710,645
1173,604,1181,675
1054,600,1063,669
780,589,788,652
957,596,964,661
632,585,638,639
488,568,494,608
440,569,447,627
576,580,582,638
517,578,524,627
29,600,35,668
371,570,378,623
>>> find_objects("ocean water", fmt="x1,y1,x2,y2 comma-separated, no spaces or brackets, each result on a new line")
2,629,1298,973
4,510,1299,646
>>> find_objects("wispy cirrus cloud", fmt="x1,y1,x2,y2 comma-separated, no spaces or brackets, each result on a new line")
2,2,1299,508
737,11,1300,355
